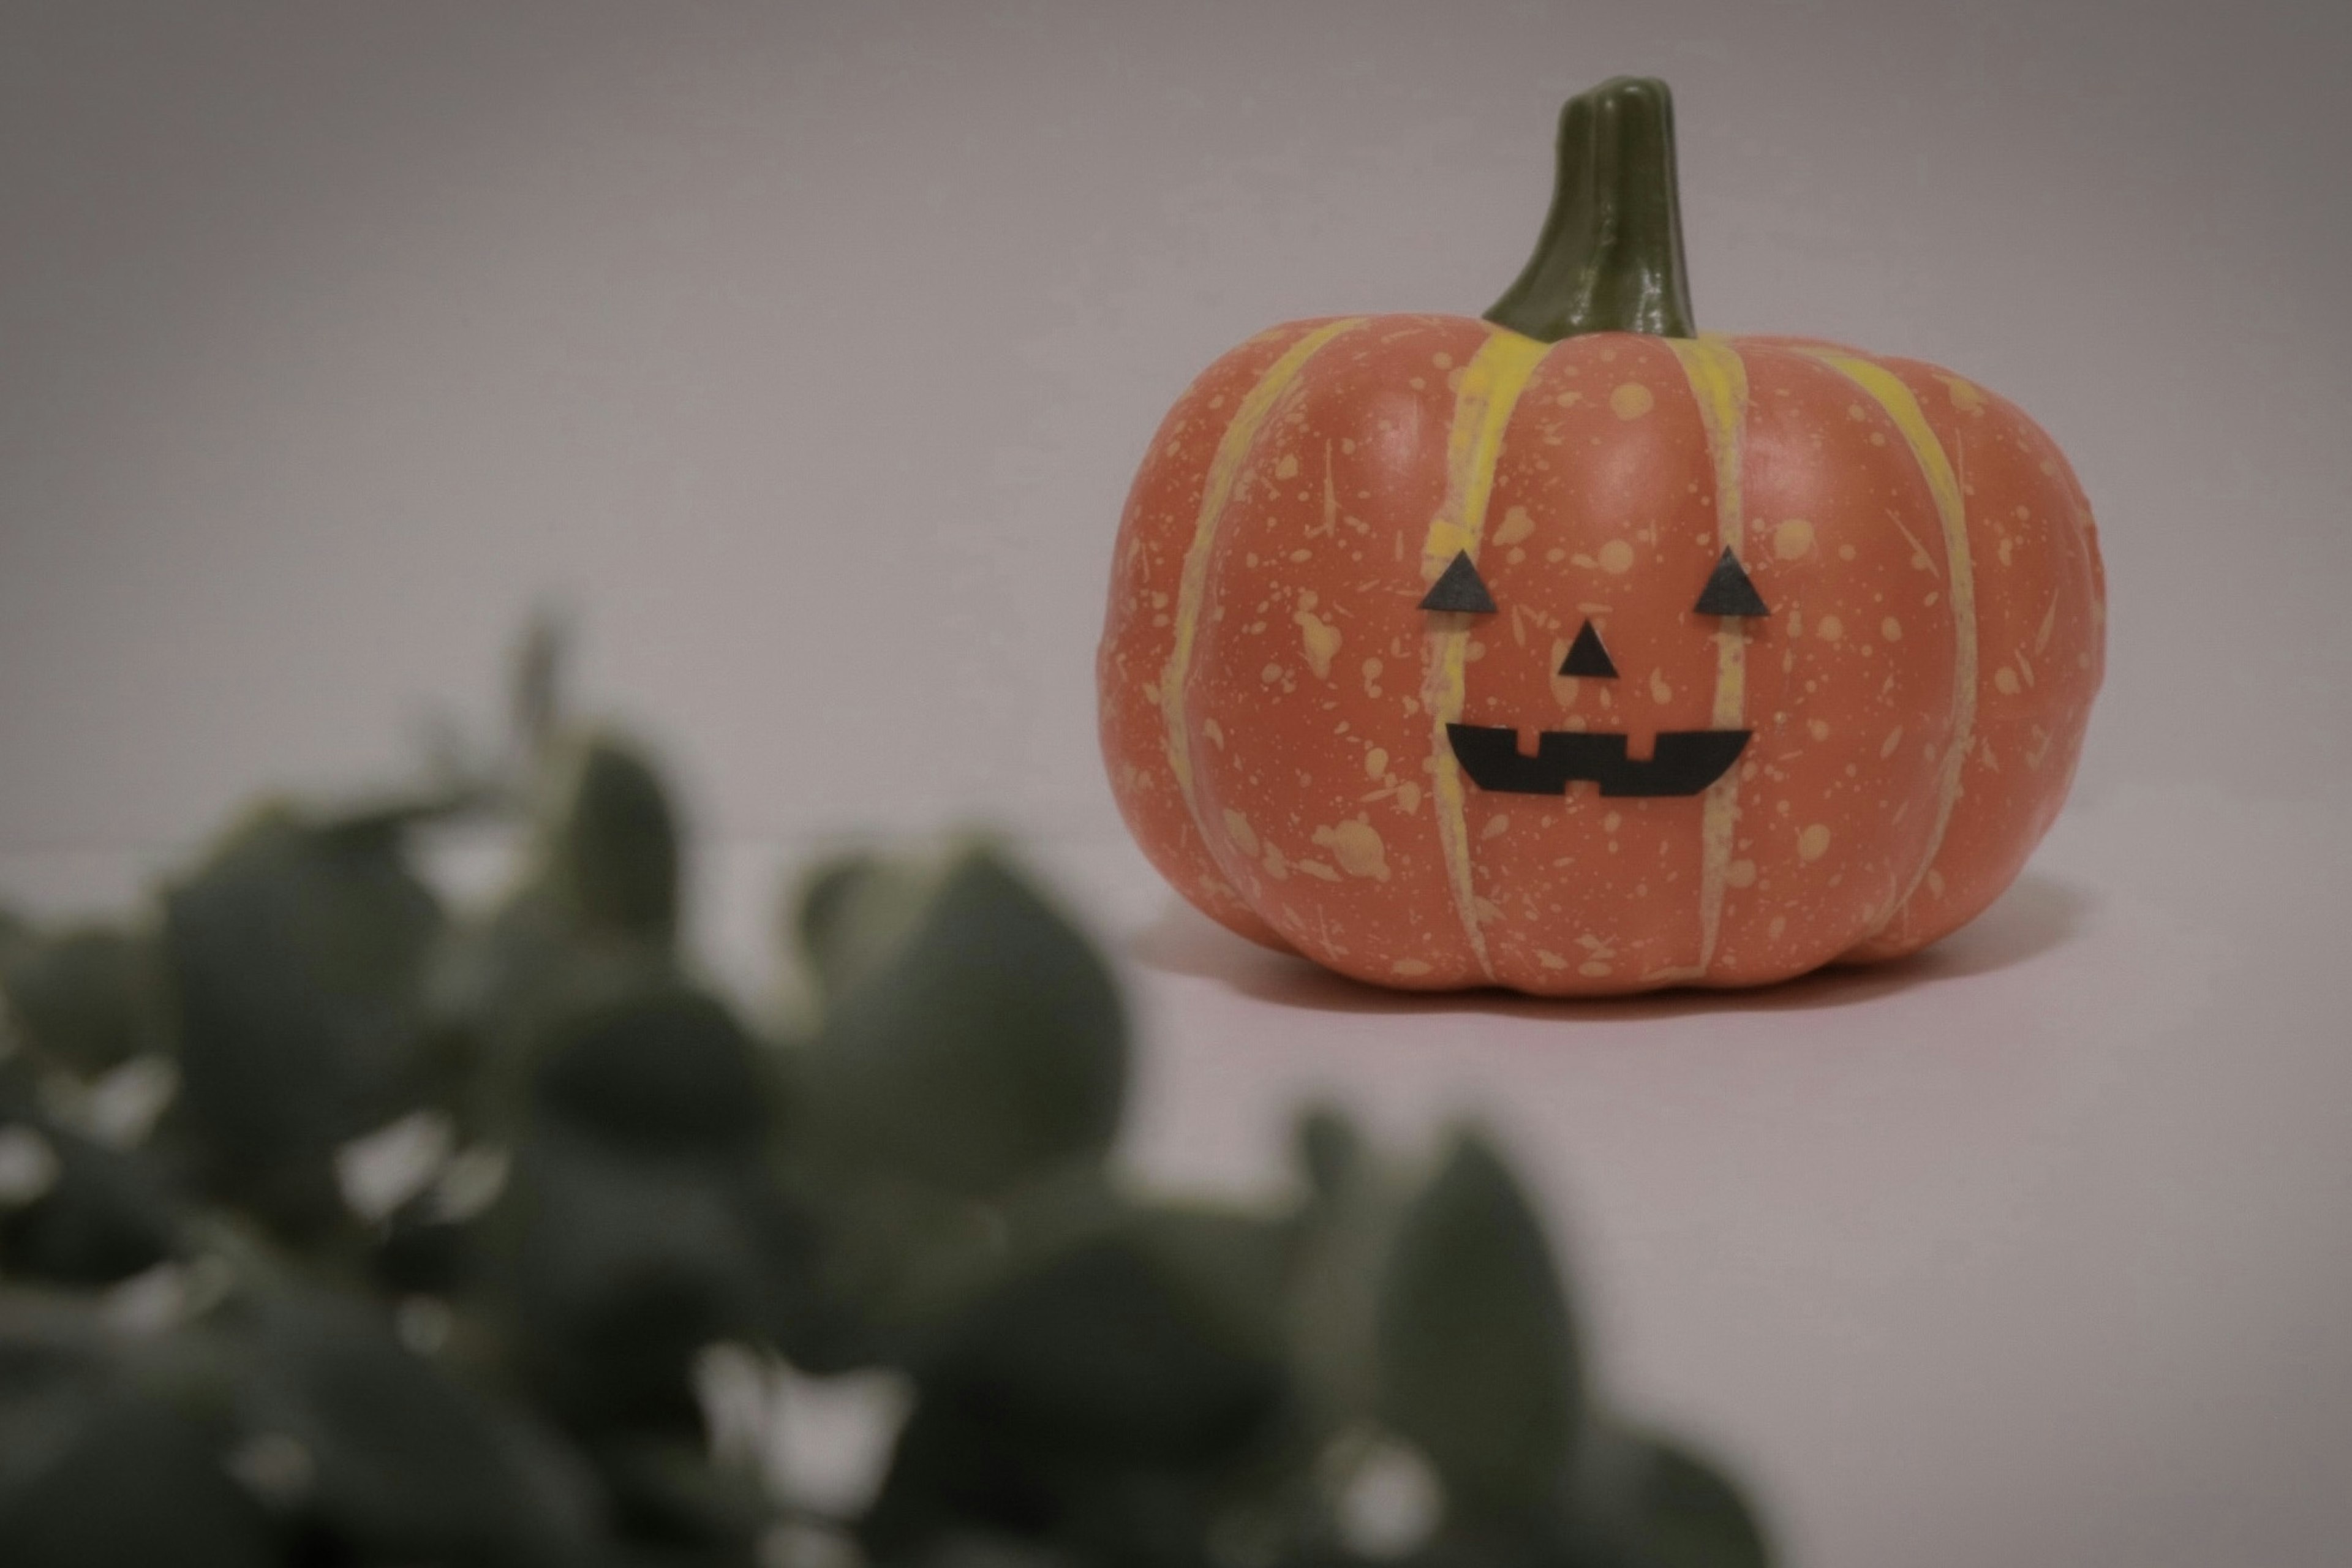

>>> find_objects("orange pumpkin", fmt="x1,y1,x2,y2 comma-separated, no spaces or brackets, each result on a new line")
1098,78,2104,993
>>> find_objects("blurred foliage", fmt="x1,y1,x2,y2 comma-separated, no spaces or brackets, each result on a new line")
0,630,1773,1568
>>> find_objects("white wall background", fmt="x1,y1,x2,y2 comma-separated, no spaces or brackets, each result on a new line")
5,5,2351,1567
4,0,2346,861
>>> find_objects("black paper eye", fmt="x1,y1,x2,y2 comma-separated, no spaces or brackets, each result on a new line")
1559,619,1618,678
1419,551,1497,614
1692,548,1770,617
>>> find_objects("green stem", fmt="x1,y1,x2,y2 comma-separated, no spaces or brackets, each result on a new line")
1482,77,1697,342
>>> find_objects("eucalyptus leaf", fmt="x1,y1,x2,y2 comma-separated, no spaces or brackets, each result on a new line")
534,734,682,948
1124,1202,1298,1378
857,1399,1030,1564
0,1294,113,1501
0,1054,32,1120
513,612,568,760
1623,1433,1770,1568
902,1531,1078,1568
1559,1423,1772,1568
0,907,29,973
1294,1104,1362,1205
592,1434,770,1566
432,734,688,1131
238,1291,601,1567
810,846,1125,1197
162,807,444,1232
793,850,944,1006
0,1120,176,1286
374,1189,472,1297
488,982,801,1419
858,1218,1276,1562
429,886,669,1140
0,1393,276,1568
0,926,164,1078
529,985,771,1158
765,1168,1019,1372
921,1227,1287,1468
498,1126,770,1436
1375,1131,1581,1519
726,1161,865,1376
1287,1109,1408,1436
862,1391,1216,1568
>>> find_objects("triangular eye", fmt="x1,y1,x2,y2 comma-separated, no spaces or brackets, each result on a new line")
1419,550,1497,614
1693,548,1770,617
1559,619,1618,678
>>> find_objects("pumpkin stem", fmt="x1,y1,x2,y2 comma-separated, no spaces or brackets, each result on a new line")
1482,77,1697,342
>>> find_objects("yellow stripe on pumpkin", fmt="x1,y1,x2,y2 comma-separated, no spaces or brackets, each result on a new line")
1804,349,1978,936
1158,317,1365,852
1667,334,1752,979
1420,326,1551,982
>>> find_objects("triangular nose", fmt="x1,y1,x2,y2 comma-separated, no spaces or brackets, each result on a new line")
1693,546,1770,617
1418,550,1497,614
1559,619,1618,678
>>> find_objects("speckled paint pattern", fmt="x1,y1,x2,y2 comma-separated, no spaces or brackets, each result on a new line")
1098,317,2104,995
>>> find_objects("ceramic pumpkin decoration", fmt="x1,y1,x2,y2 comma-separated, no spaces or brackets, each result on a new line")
1098,78,2104,994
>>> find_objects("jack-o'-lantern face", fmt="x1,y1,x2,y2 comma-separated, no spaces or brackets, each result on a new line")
1419,545,1769,797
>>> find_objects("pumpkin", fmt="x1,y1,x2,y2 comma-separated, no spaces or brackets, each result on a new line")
1098,78,2104,994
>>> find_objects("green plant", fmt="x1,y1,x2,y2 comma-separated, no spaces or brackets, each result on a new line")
0,628,1771,1567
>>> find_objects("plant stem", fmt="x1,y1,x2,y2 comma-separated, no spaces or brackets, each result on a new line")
1482,77,1697,342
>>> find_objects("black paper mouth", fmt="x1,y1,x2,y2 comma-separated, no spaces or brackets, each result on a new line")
1446,723,1751,798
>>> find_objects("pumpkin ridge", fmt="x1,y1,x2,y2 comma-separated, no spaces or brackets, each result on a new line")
1664,335,1754,981
1421,325,1552,983
1157,317,1366,870
1801,349,1980,940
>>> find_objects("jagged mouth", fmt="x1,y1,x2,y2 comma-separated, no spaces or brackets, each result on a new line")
1446,723,1751,798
